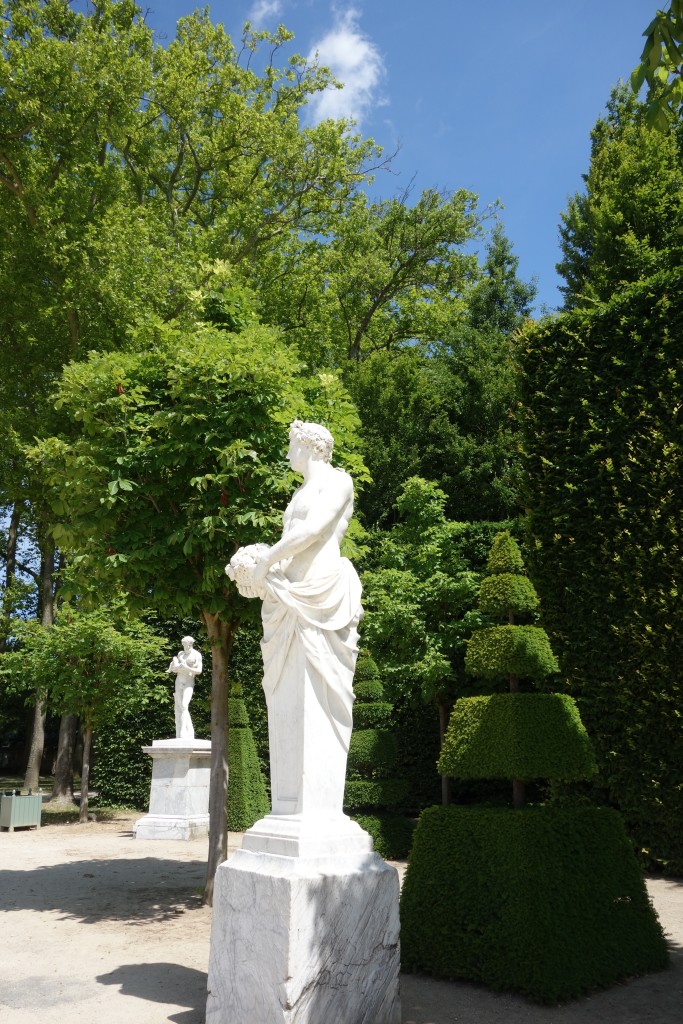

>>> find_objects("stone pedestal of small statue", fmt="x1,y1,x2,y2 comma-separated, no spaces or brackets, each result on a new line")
135,638,211,841
206,421,400,1024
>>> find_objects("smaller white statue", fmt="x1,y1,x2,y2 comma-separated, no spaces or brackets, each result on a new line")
167,636,203,740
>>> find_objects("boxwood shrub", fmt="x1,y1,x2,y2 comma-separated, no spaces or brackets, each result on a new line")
465,625,558,680
352,812,416,860
400,805,669,1002
227,696,269,832
479,573,539,619
439,693,596,782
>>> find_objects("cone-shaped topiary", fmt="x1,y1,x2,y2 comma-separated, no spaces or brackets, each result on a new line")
401,531,668,1000
227,688,270,832
344,655,413,858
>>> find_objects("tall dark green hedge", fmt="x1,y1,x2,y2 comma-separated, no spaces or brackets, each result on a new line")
227,694,269,832
520,269,683,872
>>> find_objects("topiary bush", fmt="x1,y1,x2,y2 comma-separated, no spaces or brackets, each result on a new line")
345,656,410,857
401,530,669,999
439,693,596,781
465,626,558,680
227,691,269,832
400,805,669,1002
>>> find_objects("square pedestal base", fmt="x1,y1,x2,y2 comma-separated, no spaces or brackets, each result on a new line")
207,843,401,1024
134,738,211,841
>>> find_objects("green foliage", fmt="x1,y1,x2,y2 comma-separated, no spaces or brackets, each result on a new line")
438,694,596,782
352,702,395,730
347,729,399,777
343,778,408,809
1,606,169,730
400,805,669,1002
558,86,683,309
227,697,269,832
631,0,683,127
465,626,558,681
354,654,380,681
93,694,174,809
353,680,385,702
479,573,539,618
34,321,365,623
351,812,416,860
486,531,525,575
520,268,683,871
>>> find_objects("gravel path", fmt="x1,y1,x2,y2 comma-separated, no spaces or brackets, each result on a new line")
0,811,681,1023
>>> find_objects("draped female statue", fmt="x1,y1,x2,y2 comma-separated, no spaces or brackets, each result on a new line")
226,420,363,824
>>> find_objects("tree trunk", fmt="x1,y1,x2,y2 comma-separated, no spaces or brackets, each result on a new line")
23,531,56,791
201,610,234,907
49,714,78,806
79,724,93,823
437,697,452,806
0,501,22,652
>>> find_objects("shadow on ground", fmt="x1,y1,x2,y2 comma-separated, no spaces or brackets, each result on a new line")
97,962,207,1024
0,856,206,924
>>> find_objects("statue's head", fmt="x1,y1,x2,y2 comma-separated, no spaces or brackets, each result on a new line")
288,420,334,463
182,636,194,648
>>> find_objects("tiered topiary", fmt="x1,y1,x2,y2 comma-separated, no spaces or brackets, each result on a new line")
344,653,414,859
400,532,669,1002
226,685,270,832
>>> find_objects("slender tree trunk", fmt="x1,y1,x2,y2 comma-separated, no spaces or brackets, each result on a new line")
23,532,56,792
201,610,234,907
79,724,93,823
437,697,452,806
0,501,23,653
49,714,78,806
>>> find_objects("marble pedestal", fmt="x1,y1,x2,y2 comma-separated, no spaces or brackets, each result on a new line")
134,738,211,841
206,815,401,1024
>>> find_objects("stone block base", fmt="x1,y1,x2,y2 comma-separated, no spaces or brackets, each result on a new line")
206,846,401,1024
135,738,211,841
133,812,210,840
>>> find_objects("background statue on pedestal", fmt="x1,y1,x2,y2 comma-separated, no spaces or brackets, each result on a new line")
167,636,203,740
226,420,362,821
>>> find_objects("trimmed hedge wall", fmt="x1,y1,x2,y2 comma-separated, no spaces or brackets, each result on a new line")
465,625,558,680
353,812,415,860
520,269,683,871
345,778,408,808
438,694,596,781
400,805,669,1002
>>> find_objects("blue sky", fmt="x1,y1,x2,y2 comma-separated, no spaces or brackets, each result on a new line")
144,1,657,313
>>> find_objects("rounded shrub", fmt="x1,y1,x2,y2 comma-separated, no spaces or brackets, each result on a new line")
348,729,399,776
354,679,385,702
486,531,525,575
353,701,395,730
355,654,380,681
465,626,558,680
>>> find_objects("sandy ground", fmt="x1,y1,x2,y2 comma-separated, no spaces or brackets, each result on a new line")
0,810,681,1024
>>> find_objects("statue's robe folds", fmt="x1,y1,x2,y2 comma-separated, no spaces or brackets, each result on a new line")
260,557,362,817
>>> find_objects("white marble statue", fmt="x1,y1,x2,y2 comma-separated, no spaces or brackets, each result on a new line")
226,419,363,821
167,636,203,740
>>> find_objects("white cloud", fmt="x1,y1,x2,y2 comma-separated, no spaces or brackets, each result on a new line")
247,1,284,27
306,7,386,126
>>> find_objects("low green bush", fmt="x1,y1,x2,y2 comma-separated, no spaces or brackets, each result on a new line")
439,694,596,781
227,697,269,832
400,805,669,1002
479,574,539,618
465,626,558,680
355,654,380,681
352,812,416,860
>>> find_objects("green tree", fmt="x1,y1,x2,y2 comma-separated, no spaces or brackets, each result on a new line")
557,85,683,309
32,317,366,901
2,606,168,821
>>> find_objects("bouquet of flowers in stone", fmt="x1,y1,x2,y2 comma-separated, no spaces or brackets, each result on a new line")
225,543,271,598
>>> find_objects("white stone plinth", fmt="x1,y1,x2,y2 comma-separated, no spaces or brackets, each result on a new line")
134,738,211,841
206,823,401,1024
